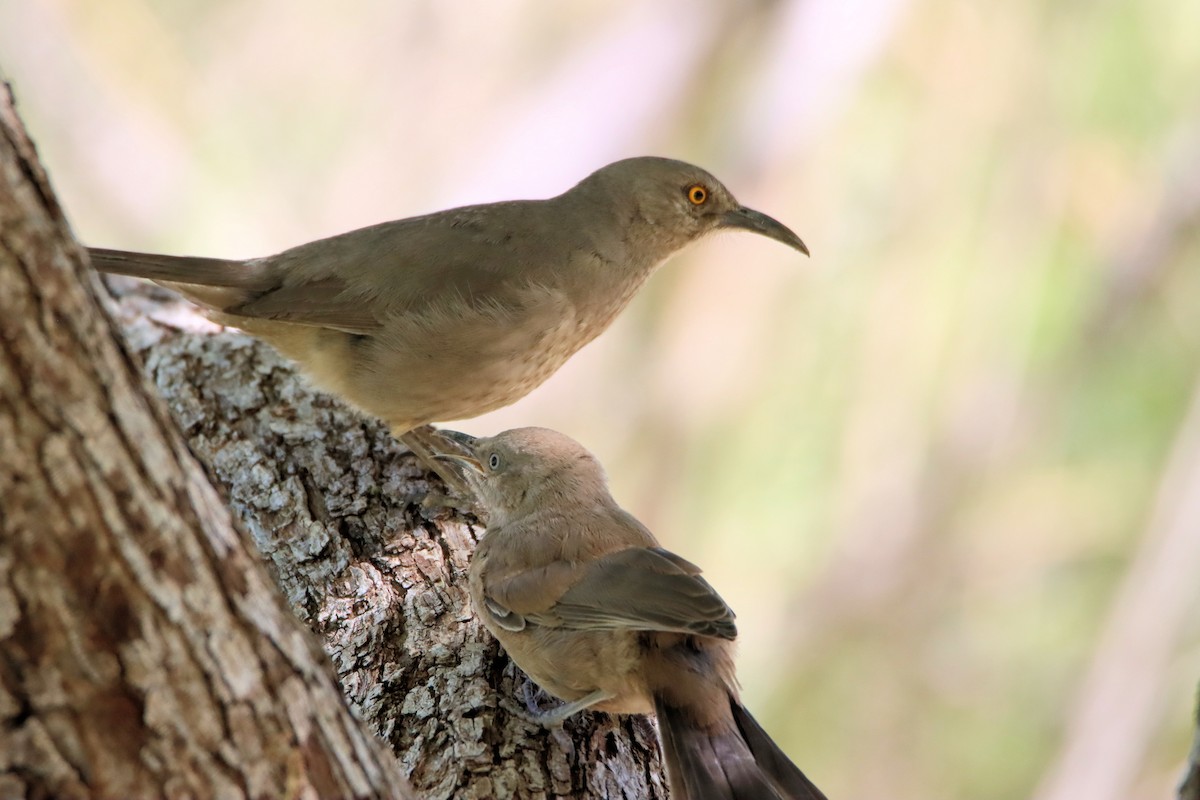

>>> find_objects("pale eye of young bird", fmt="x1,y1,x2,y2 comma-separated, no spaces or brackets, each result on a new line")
488,453,502,470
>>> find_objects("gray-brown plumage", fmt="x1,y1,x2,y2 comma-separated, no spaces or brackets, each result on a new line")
440,427,828,800
89,158,806,488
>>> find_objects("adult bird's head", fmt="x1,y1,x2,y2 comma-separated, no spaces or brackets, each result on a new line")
568,156,808,258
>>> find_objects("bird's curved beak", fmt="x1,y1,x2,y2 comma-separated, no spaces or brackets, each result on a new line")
433,430,483,474
720,207,809,256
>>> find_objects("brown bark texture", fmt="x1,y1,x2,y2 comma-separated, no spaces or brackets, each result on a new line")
0,82,666,799
0,83,414,800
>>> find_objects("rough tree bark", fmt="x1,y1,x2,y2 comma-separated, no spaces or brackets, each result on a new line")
0,82,666,798
0,85,411,798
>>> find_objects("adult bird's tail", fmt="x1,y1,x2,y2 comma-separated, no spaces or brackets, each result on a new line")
654,692,828,800
88,247,268,311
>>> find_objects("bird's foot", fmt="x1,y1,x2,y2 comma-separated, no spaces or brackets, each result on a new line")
521,680,558,721
513,684,613,729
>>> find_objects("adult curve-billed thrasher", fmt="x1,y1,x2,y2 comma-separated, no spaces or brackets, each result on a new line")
90,157,807,487
438,427,828,800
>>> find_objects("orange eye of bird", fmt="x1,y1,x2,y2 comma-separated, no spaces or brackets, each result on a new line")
686,184,708,205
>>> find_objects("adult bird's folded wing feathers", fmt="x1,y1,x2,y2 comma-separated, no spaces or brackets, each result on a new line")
226,277,385,334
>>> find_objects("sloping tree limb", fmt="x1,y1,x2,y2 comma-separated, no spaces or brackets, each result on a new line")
103,284,666,799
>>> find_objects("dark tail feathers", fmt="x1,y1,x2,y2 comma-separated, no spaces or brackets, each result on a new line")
655,693,828,800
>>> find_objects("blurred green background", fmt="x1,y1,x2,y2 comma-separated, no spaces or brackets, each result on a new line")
3,1,1198,797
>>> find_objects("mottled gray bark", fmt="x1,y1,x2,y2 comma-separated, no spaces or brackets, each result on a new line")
0,80,665,798
104,283,667,799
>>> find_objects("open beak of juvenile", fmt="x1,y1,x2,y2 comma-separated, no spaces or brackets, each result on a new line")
720,206,809,256
434,430,483,474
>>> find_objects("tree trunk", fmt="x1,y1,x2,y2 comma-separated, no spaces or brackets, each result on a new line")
0,83,411,799
0,81,665,798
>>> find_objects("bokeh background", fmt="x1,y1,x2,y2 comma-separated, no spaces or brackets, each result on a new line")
3,1,1198,797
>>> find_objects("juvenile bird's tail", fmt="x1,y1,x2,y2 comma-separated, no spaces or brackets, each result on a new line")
654,692,828,800
88,248,269,310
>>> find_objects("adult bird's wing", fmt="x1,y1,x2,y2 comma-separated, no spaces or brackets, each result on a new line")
93,200,565,336
225,201,558,334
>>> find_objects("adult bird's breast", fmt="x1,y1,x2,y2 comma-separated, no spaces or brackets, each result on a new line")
346,286,588,428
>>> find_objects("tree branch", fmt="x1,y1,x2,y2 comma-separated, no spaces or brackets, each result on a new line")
104,277,668,797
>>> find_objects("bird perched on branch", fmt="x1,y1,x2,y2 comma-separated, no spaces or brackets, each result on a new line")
438,427,828,800
90,157,807,492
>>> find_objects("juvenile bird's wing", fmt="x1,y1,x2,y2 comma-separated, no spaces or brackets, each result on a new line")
488,547,737,640
482,560,581,632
